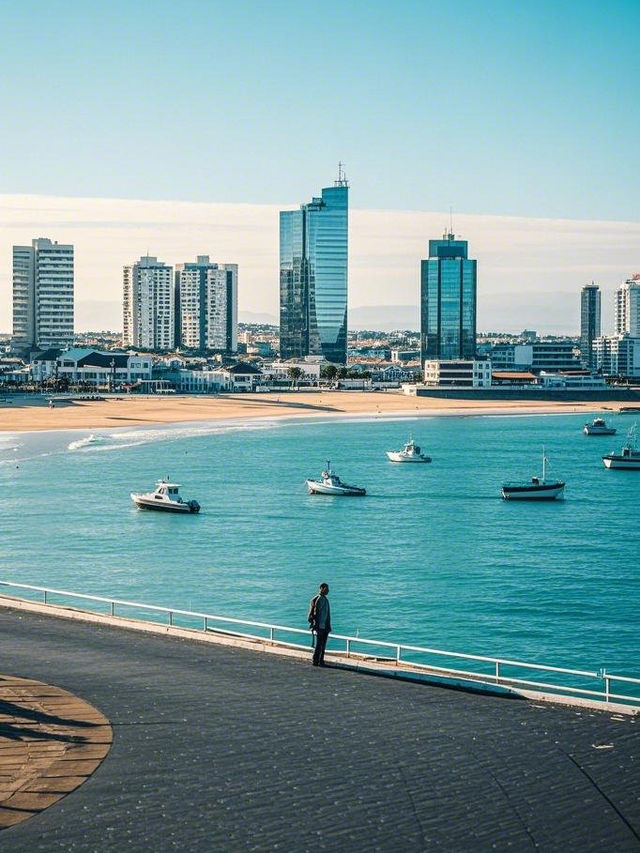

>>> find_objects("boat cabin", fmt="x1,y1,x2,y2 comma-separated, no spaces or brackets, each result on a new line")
154,481,182,500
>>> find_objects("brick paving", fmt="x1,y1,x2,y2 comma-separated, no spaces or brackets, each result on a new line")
0,673,112,829
0,606,638,852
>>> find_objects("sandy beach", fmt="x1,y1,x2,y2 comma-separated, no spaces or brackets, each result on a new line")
0,391,624,432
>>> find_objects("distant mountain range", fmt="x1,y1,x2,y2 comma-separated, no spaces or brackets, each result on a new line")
348,305,419,332
240,306,419,332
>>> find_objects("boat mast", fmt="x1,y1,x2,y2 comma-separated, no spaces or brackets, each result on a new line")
542,447,546,481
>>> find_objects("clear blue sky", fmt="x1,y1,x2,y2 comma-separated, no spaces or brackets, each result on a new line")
1,0,639,221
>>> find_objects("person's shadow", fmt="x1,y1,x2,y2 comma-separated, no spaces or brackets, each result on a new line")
0,698,101,743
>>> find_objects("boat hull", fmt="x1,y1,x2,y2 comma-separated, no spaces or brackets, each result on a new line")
131,494,200,513
306,480,366,496
602,456,640,469
584,427,616,436
501,483,565,500
386,451,431,463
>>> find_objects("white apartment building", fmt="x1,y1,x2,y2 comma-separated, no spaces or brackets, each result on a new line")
593,334,640,378
615,276,640,337
12,238,74,353
175,256,238,352
123,256,174,350
423,359,492,387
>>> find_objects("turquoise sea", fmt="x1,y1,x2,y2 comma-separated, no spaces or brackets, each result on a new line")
1,411,638,678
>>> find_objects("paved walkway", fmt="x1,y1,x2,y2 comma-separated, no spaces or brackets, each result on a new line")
0,674,112,828
0,606,638,852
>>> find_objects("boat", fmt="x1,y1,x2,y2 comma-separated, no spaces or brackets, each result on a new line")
602,426,640,469
131,479,201,513
306,462,366,496
386,436,431,463
583,417,616,436
501,450,565,500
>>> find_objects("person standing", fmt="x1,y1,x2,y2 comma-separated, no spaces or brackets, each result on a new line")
308,583,331,667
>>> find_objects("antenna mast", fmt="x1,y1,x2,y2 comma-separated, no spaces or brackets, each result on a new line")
335,161,349,187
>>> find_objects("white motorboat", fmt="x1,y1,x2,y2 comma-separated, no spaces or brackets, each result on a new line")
501,450,565,501
602,426,640,469
131,479,201,513
386,436,431,463
306,462,366,496
583,417,616,436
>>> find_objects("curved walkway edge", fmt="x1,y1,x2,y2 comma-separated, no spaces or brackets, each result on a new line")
0,594,636,717
0,673,112,829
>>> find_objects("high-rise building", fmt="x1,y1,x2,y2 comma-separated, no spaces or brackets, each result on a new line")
279,168,349,364
122,255,174,350
12,237,74,353
175,256,238,352
580,282,601,369
420,233,477,363
615,275,640,337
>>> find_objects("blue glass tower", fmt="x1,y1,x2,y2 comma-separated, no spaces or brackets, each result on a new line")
280,169,348,364
420,233,477,363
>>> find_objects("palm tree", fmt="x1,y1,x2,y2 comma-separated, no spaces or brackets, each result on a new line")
287,366,303,388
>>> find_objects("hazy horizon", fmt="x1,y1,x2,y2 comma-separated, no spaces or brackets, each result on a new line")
2,193,638,339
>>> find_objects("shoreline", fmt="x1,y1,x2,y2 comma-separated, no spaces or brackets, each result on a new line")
0,390,622,434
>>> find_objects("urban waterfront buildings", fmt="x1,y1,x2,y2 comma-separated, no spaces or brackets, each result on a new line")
175,256,238,353
593,334,640,378
12,238,74,354
122,255,175,350
615,275,640,337
580,283,601,369
279,168,349,364
420,233,477,364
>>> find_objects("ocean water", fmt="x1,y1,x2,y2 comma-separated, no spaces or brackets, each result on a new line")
0,412,638,678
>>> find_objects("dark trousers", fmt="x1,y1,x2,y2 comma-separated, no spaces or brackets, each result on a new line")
313,629,330,665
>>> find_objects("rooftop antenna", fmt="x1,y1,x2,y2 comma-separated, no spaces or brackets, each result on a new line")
335,161,349,187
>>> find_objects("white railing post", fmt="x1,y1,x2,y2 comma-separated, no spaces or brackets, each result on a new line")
1,580,639,709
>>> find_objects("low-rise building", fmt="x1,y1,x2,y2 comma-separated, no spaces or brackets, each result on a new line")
260,359,321,383
46,349,152,387
391,349,420,363
488,341,580,373
423,359,492,388
593,335,640,378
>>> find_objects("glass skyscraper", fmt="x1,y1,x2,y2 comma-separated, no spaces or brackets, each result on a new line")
420,233,477,363
279,170,348,364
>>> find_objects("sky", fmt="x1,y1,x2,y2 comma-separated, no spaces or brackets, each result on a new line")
2,194,638,334
1,0,639,333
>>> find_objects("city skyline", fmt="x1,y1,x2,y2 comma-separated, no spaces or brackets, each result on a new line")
2,193,638,336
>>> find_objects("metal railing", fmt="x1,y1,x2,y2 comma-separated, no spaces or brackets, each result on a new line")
1,580,638,708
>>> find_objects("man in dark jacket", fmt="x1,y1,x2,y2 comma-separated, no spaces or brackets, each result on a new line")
308,583,331,666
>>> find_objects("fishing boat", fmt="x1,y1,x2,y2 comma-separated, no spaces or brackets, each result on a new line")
602,426,640,469
583,417,616,436
501,450,565,500
306,462,366,496
386,436,431,463
131,479,201,513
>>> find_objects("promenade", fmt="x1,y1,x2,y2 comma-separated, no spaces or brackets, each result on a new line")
0,606,638,852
